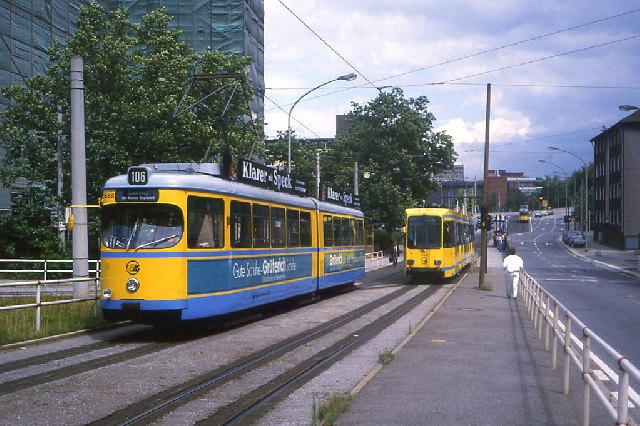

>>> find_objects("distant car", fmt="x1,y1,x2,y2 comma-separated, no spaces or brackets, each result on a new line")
547,210,554,215
568,233,586,248
534,211,542,218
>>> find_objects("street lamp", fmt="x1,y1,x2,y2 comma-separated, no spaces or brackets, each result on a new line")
548,146,589,239
618,105,639,111
287,73,358,173
539,159,569,221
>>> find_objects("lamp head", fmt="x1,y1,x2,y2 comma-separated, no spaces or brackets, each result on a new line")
337,73,358,82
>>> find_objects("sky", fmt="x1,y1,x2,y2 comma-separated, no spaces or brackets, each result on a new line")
262,1,640,180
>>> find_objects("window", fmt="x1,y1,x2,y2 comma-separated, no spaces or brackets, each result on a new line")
334,217,343,246
231,201,252,248
271,207,286,247
443,221,455,248
102,203,183,250
187,196,224,248
324,215,333,246
287,209,300,247
407,215,441,249
300,211,312,247
355,219,364,245
253,204,270,248
340,218,350,246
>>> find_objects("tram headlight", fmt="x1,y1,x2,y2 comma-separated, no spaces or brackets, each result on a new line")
126,278,140,293
102,288,112,300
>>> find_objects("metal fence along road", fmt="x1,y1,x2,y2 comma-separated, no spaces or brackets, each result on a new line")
520,270,640,426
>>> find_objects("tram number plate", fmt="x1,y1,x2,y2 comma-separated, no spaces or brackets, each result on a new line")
128,167,149,185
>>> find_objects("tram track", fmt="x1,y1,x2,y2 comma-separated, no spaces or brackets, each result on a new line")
0,267,452,425
88,283,440,425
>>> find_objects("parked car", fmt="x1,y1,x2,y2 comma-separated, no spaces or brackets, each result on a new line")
534,211,542,218
568,233,586,248
562,230,581,244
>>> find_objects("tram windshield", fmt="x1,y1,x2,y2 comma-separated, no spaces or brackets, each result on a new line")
101,204,183,250
407,215,441,249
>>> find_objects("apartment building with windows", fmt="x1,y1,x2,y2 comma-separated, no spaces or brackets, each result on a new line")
590,110,640,249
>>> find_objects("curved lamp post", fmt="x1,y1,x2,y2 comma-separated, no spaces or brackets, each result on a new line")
549,146,589,239
287,73,357,173
539,159,569,221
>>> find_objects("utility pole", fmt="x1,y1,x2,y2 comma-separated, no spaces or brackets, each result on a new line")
479,83,492,290
70,56,89,298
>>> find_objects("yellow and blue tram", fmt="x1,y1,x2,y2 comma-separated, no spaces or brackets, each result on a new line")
99,160,365,323
519,204,529,223
403,208,475,280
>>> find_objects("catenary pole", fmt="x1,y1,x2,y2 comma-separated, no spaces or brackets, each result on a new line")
479,83,491,290
70,56,89,298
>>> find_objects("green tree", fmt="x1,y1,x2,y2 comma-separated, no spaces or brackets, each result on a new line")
322,88,456,230
0,4,261,257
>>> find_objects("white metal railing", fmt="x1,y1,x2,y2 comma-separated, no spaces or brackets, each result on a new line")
520,271,639,426
0,258,101,281
365,251,385,270
0,277,101,331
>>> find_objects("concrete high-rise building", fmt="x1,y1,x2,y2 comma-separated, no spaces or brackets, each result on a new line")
0,0,264,212
101,0,264,116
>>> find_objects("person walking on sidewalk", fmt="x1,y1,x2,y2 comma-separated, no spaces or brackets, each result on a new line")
502,246,523,299
391,243,400,267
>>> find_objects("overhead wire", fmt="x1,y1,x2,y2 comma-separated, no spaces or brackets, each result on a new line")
276,0,378,90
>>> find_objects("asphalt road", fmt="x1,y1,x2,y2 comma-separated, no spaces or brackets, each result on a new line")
503,212,640,367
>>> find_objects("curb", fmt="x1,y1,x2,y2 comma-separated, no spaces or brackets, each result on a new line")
559,237,640,280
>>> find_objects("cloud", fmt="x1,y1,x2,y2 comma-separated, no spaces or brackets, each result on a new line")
264,1,640,178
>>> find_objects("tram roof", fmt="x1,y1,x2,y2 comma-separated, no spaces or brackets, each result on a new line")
103,163,363,218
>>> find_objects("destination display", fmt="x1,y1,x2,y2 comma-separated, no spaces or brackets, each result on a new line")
231,158,307,196
116,189,159,202
322,185,361,208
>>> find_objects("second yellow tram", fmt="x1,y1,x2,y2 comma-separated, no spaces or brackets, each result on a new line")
403,208,476,280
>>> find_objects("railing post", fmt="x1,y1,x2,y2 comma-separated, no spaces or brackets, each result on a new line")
563,315,572,395
544,293,550,351
552,304,559,369
582,330,591,426
617,364,629,426
537,291,544,340
36,281,42,332
44,259,47,281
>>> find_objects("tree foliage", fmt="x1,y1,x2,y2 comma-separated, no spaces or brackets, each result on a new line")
320,88,456,230
0,4,261,257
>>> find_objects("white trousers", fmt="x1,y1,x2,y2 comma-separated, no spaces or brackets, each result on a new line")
505,271,519,298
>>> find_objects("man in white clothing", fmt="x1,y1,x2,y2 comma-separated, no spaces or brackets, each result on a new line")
502,246,523,299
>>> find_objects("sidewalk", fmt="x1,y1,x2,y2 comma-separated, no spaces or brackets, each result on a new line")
339,247,612,425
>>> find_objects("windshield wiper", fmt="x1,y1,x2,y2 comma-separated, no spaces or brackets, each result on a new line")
126,220,140,251
134,234,179,250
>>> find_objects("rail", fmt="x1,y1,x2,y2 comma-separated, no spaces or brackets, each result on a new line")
0,258,101,280
0,277,101,332
520,271,639,425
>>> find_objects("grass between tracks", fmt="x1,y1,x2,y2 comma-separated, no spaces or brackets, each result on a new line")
0,297,108,346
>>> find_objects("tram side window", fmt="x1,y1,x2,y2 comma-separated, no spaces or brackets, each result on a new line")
231,201,252,248
287,209,300,247
443,221,455,248
333,216,343,246
187,196,224,248
343,218,353,246
300,211,312,247
323,215,333,247
271,207,286,248
355,219,364,245
253,204,270,248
